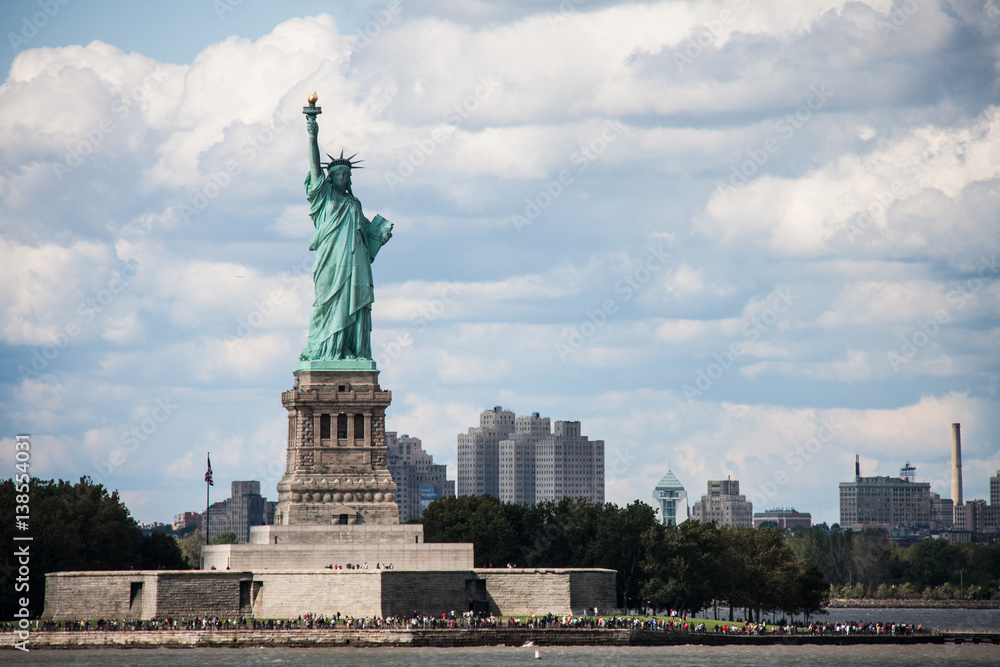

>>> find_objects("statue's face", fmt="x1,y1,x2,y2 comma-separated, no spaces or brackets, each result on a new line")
330,168,351,190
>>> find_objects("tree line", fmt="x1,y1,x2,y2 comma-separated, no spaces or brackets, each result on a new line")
787,525,1000,600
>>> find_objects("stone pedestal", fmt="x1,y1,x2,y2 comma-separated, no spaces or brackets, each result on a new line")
274,367,399,526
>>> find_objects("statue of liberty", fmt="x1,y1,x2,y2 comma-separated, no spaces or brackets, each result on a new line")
299,92,392,365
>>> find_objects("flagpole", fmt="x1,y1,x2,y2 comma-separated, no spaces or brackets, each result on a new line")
206,451,211,546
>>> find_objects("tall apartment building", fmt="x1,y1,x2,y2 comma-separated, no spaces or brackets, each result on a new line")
498,413,549,504
534,420,604,504
200,480,275,543
839,461,930,531
386,431,455,522
653,469,688,526
691,478,753,527
459,407,604,505
991,470,1000,507
457,406,515,497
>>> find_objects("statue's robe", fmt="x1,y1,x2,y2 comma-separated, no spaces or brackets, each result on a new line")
299,170,392,361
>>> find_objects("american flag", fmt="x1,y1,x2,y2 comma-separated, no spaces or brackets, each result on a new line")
205,453,214,486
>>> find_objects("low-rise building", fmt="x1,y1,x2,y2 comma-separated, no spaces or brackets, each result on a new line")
173,511,202,532
753,507,811,530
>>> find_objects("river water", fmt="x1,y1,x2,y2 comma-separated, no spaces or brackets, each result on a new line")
6,645,1000,666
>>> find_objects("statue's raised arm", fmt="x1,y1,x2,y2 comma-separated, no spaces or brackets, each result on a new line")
298,92,393,368
304,91,323,185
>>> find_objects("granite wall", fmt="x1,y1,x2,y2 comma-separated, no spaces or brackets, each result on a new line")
43,568,617,620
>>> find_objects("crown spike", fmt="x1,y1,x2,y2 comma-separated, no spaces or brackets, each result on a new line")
323,149,364,171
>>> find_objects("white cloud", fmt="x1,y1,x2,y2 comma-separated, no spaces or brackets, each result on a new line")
270,203,313,239
0,238,130,346
165,451,196,479
742,348,874,382
695,107,1000,260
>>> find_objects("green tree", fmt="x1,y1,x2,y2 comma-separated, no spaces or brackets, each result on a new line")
731,527,797,623
140,530,188,569
850,529,903,587
641,520,721,616
0,477,190,619
519,497,595,567
788,561,831,620
212,531,238,545
420,495,520,566
595,501,659,611
178,528,204,568
824,529,855,586
906,538,961,589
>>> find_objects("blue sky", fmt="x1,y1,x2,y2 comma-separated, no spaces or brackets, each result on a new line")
1,0,998,525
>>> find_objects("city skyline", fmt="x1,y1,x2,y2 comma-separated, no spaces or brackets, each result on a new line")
151,418,998,531
1,1,998,526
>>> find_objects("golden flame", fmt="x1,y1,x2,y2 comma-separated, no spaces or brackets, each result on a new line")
307,91,318,104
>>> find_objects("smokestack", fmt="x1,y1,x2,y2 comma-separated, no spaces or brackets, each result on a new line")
855,454,860,481
951,423,963,507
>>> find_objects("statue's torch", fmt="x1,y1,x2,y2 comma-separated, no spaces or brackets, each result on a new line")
303,91,322,117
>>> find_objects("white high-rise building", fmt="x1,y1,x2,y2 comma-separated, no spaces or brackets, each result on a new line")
457,406,515,497
534,420,604,504
653,469,688,526
459,408,604,504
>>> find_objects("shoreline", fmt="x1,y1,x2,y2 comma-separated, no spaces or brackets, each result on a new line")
826,599,1000,609
4,628,997,650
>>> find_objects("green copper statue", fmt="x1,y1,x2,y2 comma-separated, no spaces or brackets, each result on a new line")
299,92,393,364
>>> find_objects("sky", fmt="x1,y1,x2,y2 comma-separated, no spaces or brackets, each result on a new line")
1,0,998,526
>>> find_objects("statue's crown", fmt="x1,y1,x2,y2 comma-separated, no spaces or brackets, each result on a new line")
325,150,363,170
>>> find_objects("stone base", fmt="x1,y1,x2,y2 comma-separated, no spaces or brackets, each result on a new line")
202,542,474,572
204,524,472,571
43,568,618,620
276,368,397,526
248,524,425,545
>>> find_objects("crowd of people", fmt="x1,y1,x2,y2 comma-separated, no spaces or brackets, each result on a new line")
7,612,922,636
801,621,921,636
322,562,395,570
